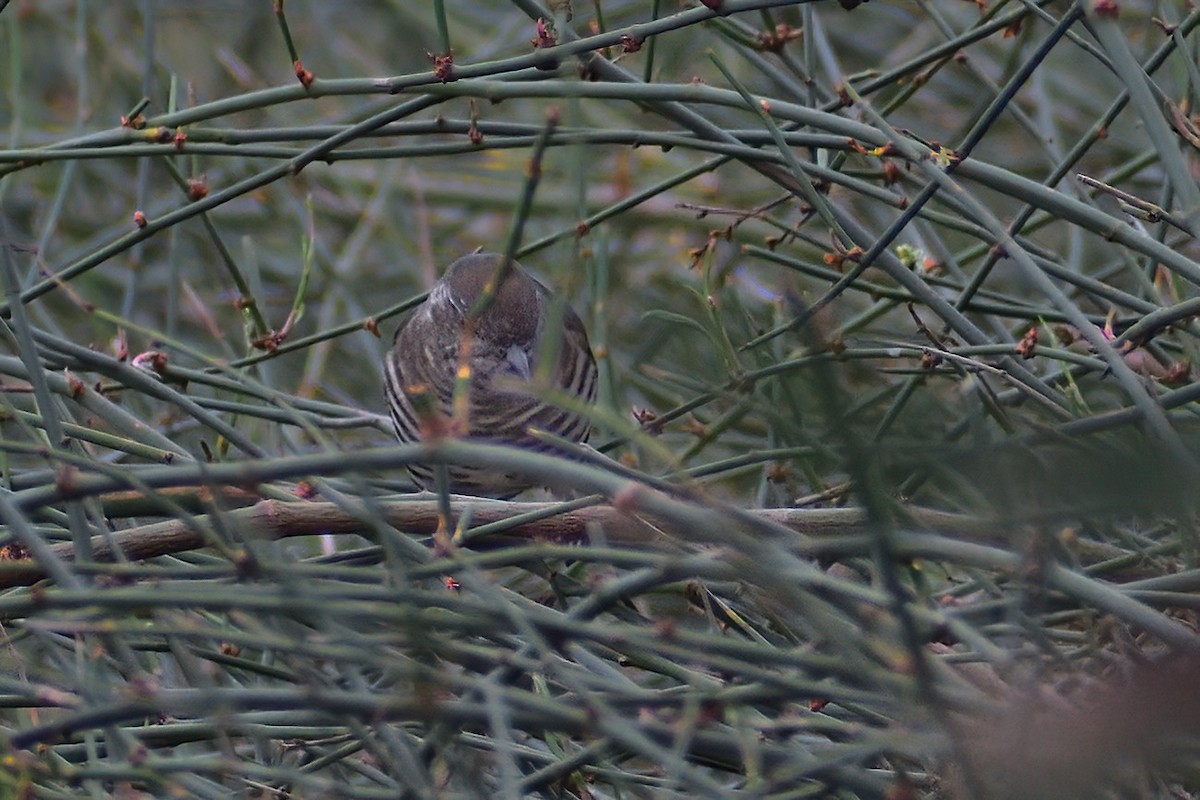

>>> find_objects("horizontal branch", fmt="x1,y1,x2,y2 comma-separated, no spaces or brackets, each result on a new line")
0,499,993,589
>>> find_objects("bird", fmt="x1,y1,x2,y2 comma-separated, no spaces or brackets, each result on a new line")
384,252,597,497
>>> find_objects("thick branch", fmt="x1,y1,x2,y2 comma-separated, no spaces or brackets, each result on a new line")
0,499,993,589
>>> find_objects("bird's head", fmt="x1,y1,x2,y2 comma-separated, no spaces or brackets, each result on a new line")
434,253,544,350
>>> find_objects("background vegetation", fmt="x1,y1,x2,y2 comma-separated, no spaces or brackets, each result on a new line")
0,0,1199,797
